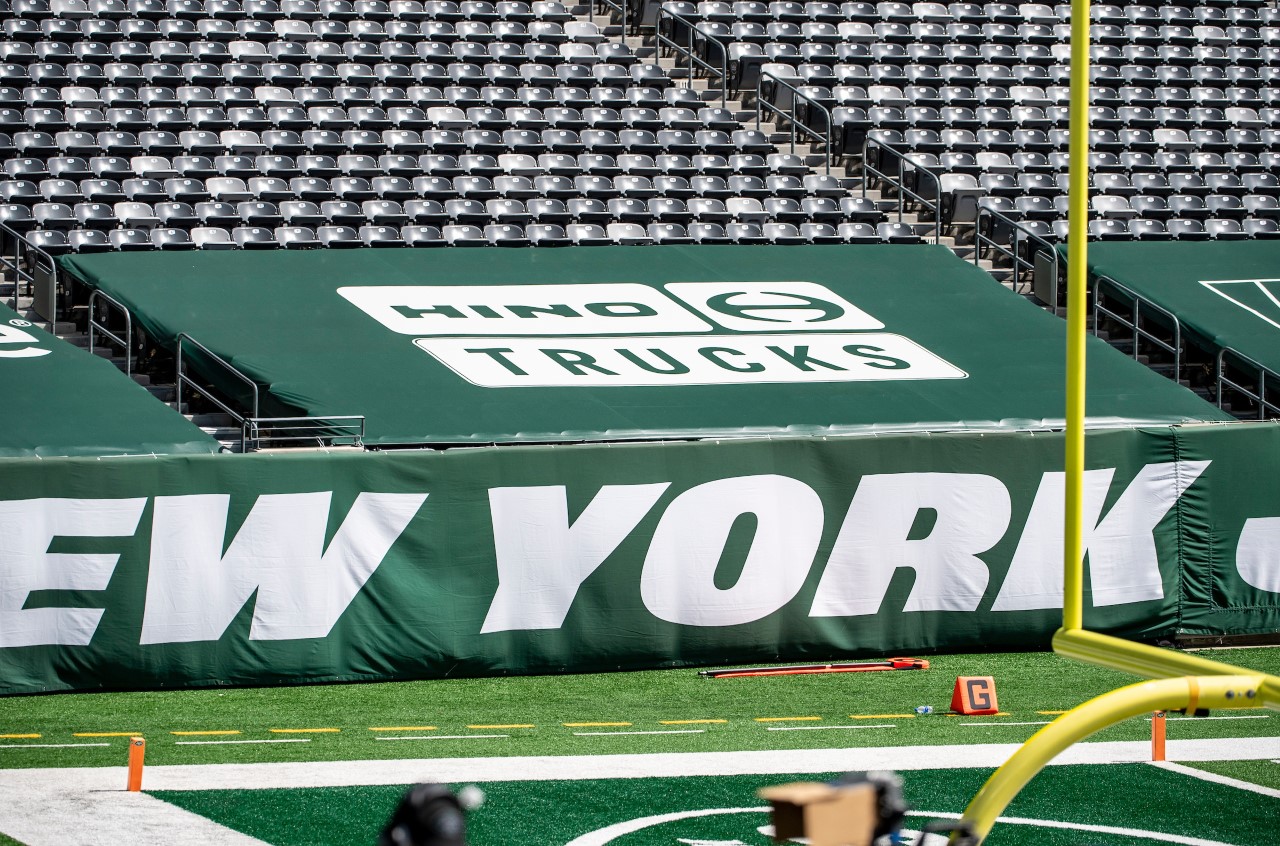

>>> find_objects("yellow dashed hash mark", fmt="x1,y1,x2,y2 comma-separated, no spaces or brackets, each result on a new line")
270,728,341,734
171,730,241,736
660,719,727,725
563,722,632,727
1038,710,1069,715
0,734,40,739
74,732,139,737
468,724,534,729
371,727,438,732
754,716,821,722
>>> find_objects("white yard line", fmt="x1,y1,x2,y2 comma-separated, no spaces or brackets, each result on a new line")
574,730,705,736
0,743,111,749
375,735,509,741
2,738,1278,846
765,724,896,731
958,721,1052,727
175,739,311,746
1152,761,1280,799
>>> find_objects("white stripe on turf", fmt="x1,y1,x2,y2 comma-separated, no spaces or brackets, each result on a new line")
1152,761,1280,799
765,725,896,731
0,787,267,846
5,737,1278,794
3,738,1279,846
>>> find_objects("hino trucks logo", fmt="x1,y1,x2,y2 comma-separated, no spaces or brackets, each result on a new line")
338,282,967,387
0,319,51,359
1201,278,1280,330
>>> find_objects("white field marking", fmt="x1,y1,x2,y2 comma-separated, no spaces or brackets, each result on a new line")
958,721,1052,727
574,730,705,737
565,807,1245,846
375,735,509,741
1152,761,1280,799
1146,715,1270,722
4,739,1279,846
0,743,110,749
0,788,267,846
765,725,895,731
175,739,311,746
906,811,1241,846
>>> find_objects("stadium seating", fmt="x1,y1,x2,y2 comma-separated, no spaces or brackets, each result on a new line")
0,0,922,252
5,0,1280,255
660,0,1280,255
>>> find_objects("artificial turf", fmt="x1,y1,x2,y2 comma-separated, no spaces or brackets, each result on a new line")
2,648,1278,770
153,763,1280,846
1189,760,1280,791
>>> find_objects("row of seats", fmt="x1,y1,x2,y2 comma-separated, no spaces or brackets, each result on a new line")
7,0,579,21
0,190,881,224
0,170,848,200
20,218,923,249
1000,215,1280,241
664,1,1270,26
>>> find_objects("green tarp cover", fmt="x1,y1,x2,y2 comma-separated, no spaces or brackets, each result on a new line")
61,246,1229,446
1086,241,1280,372
0,301,218,458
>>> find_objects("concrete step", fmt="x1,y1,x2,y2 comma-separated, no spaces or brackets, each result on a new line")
185,412,238,428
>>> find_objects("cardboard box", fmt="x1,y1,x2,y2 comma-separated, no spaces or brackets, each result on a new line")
756,781,877,846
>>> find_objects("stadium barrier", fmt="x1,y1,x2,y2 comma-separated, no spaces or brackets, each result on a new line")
3,421,1280,695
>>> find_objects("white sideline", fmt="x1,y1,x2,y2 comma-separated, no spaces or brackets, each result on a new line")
1,738,1278,846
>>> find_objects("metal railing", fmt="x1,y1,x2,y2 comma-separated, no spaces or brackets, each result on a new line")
88,289,134,375
654,6,727,104
0,221,59,321
755,70,832,174
1216,347,1280,420
245,416,366,450
589,0,633,38
176,332,260,434
860,137,941,244
1092,275,1183,380
177,333,369,452
973,206,1060,304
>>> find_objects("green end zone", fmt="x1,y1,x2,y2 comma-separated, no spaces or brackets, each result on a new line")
153,764,1280,846
60,245,1228,446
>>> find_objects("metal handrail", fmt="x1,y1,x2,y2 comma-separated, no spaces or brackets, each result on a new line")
589,0,630,39
1092,274,1182,380
0,221,59,320
176,331,260,439
860,137,942,244
755,70,832,174
973,206,1060,303
1216,346,1280,420
245,416,366,450
88,289,134,375
654,7,728,104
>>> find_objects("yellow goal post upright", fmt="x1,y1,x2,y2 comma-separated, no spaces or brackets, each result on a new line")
951,0,1280,841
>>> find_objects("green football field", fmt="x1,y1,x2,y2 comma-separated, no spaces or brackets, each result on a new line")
3,649,1280,769
154,764,1280,846
2,648,1279,846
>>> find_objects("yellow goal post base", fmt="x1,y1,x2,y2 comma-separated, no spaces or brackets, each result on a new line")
955,629,1280,843
939,0,1280,837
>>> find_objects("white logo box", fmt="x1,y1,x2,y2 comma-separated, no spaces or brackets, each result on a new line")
416,333,968,387
338,282,885,336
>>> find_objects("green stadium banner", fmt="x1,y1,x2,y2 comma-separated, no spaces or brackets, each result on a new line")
2,422,1279,695
1085,241,1280,372
60,245,1229,447
0,302,218,458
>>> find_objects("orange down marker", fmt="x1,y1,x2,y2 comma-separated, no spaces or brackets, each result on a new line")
950,676,999,715
1151,711,1166,761
126,736,145,791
